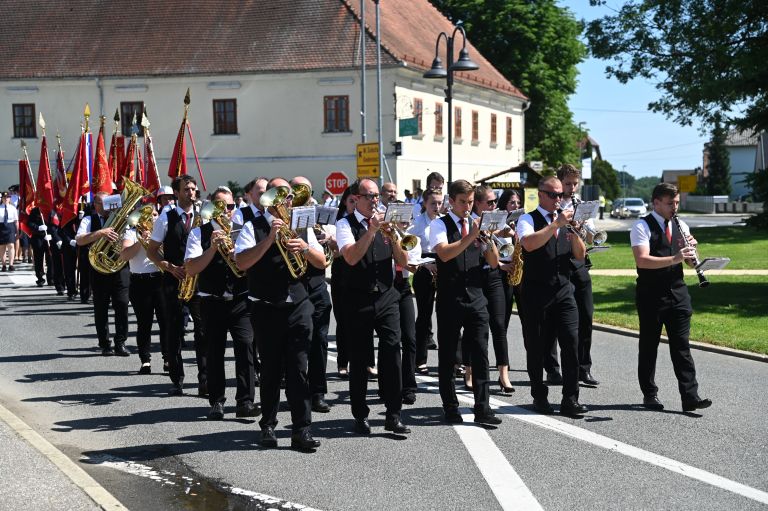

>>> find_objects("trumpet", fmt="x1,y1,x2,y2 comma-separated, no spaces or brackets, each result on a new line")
380,221,418,251
259,185,307,279
672,215,709,288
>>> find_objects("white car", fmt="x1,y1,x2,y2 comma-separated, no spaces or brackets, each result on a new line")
612,197,647,218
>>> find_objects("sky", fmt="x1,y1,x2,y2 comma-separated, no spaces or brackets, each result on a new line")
558,0,708,179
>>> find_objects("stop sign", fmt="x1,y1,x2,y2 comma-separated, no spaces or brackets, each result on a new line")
325,171,349,195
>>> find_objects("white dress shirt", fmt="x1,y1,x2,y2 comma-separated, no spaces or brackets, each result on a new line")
150,206,196,243
234,210,321,254
335,209,369,252
630,210,689,247
123,228,159,274
231,204,261,227
76,215,108,238
0,204,18,223
516,206,559,240
429,210,468,248
408,211,438,254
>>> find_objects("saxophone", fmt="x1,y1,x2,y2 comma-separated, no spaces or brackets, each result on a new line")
210,199,244,278
89,179,149,274
506,236,524,286
178,205,206,301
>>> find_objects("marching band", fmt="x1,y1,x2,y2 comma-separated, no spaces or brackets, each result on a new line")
2,167,715,452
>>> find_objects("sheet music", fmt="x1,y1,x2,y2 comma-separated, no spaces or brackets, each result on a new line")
384,203,414,223
695,257,731,272
102,194,122,211
506,209,525,223
479,210,509,231
572,201,600,223
586,245,611,254
408,256,435,266
315,206,338,226
290,206,316,231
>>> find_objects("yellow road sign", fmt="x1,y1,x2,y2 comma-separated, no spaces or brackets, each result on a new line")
677,175,697,193
357,164,380,179
357,142,380,178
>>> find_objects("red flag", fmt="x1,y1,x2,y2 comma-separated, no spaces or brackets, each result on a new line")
92,125,112,195
35,135,55,219
54,144,67,209
167,120,187,180
118,134,137,192
60,133,89,227
108,133,124,183
137,145,145,187
143,132,161,197
18,158,36,237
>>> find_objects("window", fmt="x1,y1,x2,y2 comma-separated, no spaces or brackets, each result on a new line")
454,107,462,140
12,104,36,138
413,98,423,134
120,101,144,136
490,114,497,145
213,99,238,135
435,103,443,137
324,95,350,133
506,117,512,148
472,110,479,143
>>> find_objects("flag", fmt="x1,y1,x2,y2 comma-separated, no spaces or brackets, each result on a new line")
54,143,68,209
168,119,187,180
143,131,161,197
84,131,93,201
137,145,145,187
118,134,137,192
35,134,55,219
91,124,112,195
18,157,36,237
59,133,89,227
108,133,125,184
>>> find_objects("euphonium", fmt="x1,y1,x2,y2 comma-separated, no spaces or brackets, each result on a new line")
291,183,333,267
259,186,308,279
178,204,209,301
210,199,244,278
127,204,165,271
89,179,149,274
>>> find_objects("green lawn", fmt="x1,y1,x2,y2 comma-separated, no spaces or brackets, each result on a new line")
589,226,768,270
591,275,768,354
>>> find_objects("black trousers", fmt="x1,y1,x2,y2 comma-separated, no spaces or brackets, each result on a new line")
61,245,77,297
49,243,65,293
484,269,509,367
129,272,167,363
203,295,255,407
253,299,313,433
161,274,206,386
78,247,90,300
91,266,130,348
330,258,349,370
522,283,580,403
636,292,699,401
413,265,436,366
436,291,491,416
345,287,402,421
31,238,52,283
501,277,521,332
396,280,417,396
308,280,332,397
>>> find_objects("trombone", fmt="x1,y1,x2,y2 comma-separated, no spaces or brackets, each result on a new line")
476,214,513,257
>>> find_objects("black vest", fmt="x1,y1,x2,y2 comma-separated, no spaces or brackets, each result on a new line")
246,215,308,303
435,215,485,299
636,214,687,302
342,214,394,293
521,210,573,289
241,205,256,224
197,223,247,297
163,209,189,266
87,212,108,241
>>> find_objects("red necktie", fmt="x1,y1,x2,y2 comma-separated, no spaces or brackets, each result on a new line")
460,218,468,238
549,213,558,238
665,220,672,243
184,212,192,233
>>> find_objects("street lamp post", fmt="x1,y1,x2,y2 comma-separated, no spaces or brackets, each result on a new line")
423,25,479,185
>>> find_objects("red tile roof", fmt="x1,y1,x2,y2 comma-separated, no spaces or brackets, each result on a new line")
0,0,525,99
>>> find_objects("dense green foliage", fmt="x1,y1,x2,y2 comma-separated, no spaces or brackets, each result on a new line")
585,0,768,133
429,0,586,167
744,168,768,229
590,159,620,199
705,118,732,196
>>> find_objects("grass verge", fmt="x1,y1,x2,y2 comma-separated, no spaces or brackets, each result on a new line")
591,275,768,354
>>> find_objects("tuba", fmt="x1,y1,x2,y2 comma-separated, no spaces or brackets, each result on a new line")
89,179,149,274
178,204,209,301
210,199,244,278
260,186,308,279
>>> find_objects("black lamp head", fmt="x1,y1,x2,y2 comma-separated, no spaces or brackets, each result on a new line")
423,56,448,79
451,47,479,71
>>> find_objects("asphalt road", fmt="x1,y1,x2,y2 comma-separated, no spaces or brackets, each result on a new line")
598,213,748,231
1,266,767,511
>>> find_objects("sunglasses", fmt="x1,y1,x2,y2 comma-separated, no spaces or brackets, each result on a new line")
486,199,497,205
226,203,236,211
539,190,564,200
359,193,380,201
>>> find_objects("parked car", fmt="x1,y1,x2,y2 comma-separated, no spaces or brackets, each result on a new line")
611,197,647,218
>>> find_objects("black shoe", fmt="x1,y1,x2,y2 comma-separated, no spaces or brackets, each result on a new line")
168,383,183,396
454,366,466,378
101,346,114,356
533,398,554,415
474,413,502,425
337,368,349,380
207,402,225,420
67,294,76,301
36,280,44,287
402,393,416,405
546,371,563,385
416,365,430,376
260,426,278,448
8,266,14,272
353,418,371,435
56,289,64,296
236,402,261,417
138,363,151,375
560,400,588,416
80,297,89,304
162,360,169,373
291,430,321,450
384,418,411,434
444,410,464,423
682,397,712,412
198,382,208,398
642,395,664,410
498,377,515,395
114,343,130,357
426,342,438,350
254,371,261,387
312,395,331,413
579,371,600,386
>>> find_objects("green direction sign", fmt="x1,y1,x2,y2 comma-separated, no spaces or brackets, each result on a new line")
399,117,418,137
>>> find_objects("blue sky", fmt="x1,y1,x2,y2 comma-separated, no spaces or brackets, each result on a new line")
559,1,708,178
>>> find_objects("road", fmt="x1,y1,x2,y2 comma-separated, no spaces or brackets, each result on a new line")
1,266,767,510
598,213,747,231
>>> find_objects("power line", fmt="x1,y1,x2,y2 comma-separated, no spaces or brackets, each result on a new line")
572,107,653,114
605,140,704,157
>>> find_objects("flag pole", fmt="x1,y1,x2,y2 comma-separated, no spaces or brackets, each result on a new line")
21,139,44,228
55,129,68,191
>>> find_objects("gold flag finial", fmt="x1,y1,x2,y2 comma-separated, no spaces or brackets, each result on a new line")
99,115,106,128
184,88,191,106
39,112,46,134
56,129,61,144
141,110,150,130
84,103,91,132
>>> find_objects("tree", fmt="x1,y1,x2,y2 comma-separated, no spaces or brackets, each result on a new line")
585,0,768,132
629,176,661,203
591,159,620,199
616,169,635,196
429,0,587,167
744,168,768,229
704,119,732,196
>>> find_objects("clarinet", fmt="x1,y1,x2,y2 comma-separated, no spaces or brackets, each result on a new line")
672,215,709,288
